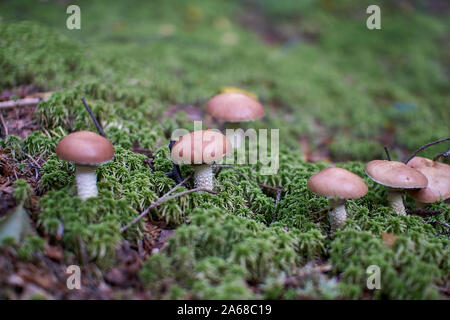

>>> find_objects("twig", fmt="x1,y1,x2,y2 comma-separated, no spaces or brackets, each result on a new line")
120,187,217,233
35,150,48,163
275,186,282,204
314,213,328,223
405,137,450,164
132,147,154,157
0,97,41,109
162,174,193,199
434,221,450,229
384,146,391,161
0,112,7,137
433,150,450,162
271,185,283,224
309,207,331,216
81,98,106,137
0,179,11,192
408,209,442,216
258,183,284,192
167,140,183,184
25,153,41,169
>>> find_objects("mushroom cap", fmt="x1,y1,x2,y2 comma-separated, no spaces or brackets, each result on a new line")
365,160,428,189
407,157,450,203
205,92,265,122
171,130,233,164
307,167,368,199
56,131,115,166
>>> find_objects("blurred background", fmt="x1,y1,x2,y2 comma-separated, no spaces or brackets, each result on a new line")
0,0,449,162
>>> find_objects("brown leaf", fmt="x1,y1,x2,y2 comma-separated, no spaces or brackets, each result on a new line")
381,232,398,247
44,245,63,262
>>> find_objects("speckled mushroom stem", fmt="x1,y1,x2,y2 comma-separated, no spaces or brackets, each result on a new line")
225,122,244,149
386,189,406,215
75,165,98,200
328,199,347,232
194,164,214,191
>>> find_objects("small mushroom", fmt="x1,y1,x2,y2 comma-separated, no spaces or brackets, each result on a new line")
171,130,232,191
205,92,265,148
365,160,428,215
406,157,450,208
56,131,114,200
307,167,368,232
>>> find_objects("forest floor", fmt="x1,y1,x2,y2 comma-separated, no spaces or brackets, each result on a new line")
0,0,449,299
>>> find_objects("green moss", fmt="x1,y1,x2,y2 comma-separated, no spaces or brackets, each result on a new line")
17,236,45,260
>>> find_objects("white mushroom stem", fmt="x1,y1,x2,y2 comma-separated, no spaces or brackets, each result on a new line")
194,164,214,191
386,189,406,215
75,165,98,200
328,198,347,232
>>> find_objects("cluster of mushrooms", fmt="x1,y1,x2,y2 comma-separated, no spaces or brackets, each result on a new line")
308,159,449,232
54,91,449,233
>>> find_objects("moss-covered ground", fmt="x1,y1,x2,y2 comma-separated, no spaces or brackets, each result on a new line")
0,0,449,299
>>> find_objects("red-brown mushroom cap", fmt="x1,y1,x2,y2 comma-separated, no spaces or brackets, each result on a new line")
407,157,450,203
307,167,368,199
205,92,265,122
171,130,233,165
56,131,115,166
365,160,428,189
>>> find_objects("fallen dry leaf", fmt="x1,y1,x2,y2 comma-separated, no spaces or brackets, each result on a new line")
381,232,398,247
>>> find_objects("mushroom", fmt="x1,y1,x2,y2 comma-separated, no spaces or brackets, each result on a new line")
205,92,265,148
171,129,232,191
56,131,115,200
365,160,428,215
406,157,450,208
307,167,368,232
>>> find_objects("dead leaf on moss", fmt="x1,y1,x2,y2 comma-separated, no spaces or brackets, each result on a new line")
381,232,398,247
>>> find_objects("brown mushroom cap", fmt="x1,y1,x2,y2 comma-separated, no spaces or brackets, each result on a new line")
56,131,114,165
365,160,428,189
407,157,450,203
171,130,232,164
205,92,265,122
307,167,368,199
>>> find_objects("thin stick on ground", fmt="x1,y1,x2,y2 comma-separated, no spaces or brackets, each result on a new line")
161,174,193,199
120,187,216,233
167,140,183,184
309,207,331,216
384,146,391,161
314,213,328,223
25,153,41,169
433,150,449,162
271,185,283,224
0,112,8,137
81,97,106,138
434,221,450,229
0,97,41,109
408,209,442,216
405,137,450,164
